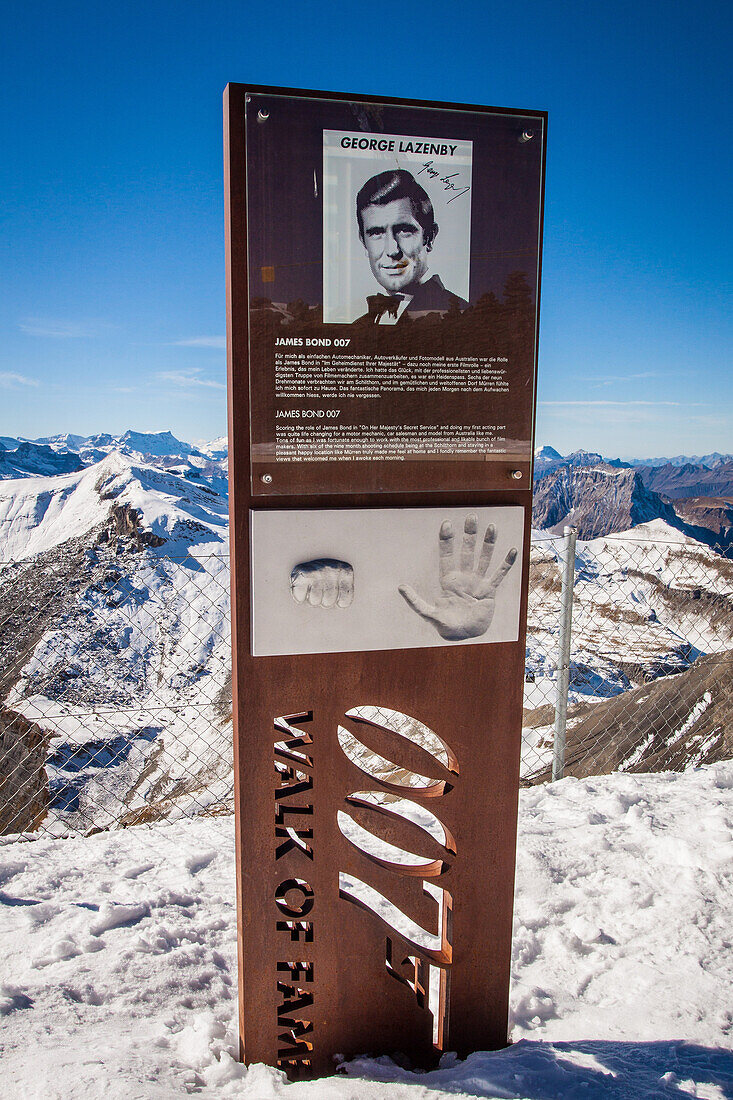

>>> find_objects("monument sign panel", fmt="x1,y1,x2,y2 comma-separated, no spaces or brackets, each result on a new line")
225,83,546,1078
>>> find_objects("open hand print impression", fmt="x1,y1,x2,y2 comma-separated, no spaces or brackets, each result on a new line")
398,513,518,641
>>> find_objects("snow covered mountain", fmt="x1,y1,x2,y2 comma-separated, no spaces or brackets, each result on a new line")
0,454,231,836
531,464,681,538
534,444,562,461
32,429,205,459
0,430,731,837
628,451,733,468
1,431,229,483
30,432,92,450
535,445,733,474
533,447,620,481
0,441,84,480
194,436,228,461
0,452,228,560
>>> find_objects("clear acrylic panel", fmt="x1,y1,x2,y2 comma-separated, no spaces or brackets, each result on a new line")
243,91,545,496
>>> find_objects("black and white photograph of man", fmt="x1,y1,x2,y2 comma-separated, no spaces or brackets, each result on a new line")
323,130,473,324
356,170,468,324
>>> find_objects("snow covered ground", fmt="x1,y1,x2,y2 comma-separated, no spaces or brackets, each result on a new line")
2,762,732,1099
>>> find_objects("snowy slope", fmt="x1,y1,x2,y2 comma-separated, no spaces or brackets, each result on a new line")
1,762,731,1098
523,520,733,779
526,520,732,689
0,454,231,835
0,452,228,562
194,436,228,461
0,460,113,562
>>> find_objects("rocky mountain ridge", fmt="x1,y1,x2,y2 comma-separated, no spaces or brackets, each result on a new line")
523,649,732,784
635,460,733,500
532,464,679,540
628,451,733,469
533,446,625,481
533,451,733,553
0,441,84,480
0,430,228,482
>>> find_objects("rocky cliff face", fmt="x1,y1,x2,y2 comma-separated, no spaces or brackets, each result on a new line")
532,464,679,539
523,649,733,784
672,498,733,554
0,532,96,833
0,442,84,480
637,460,733,500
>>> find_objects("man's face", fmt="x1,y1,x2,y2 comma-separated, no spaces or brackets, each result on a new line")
360,198,431,293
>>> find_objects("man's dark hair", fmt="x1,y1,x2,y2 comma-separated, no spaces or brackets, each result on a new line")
356,170,438,247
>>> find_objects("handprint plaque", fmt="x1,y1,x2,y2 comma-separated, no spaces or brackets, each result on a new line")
250,506,523,656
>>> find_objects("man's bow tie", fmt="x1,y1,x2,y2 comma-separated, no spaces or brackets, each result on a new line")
367,293,404,320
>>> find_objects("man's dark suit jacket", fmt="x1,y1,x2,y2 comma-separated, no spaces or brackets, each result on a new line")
357,274,468,324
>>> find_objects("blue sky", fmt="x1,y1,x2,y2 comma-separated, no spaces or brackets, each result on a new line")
1,0,730,458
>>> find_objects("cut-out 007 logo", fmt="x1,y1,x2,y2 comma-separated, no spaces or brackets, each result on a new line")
272,706,457,1072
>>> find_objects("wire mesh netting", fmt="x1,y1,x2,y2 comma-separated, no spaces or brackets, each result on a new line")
0,542,233,840
522,531,733,784
1,529,731,841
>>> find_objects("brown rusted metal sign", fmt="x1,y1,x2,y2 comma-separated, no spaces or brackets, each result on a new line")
225,83,546,1078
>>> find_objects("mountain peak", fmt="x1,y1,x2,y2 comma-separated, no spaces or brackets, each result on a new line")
532,464,679,539
119,430,203,458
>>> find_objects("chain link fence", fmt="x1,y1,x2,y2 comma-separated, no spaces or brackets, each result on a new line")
1,529,731,841
523,529,733,783
0,539,233,840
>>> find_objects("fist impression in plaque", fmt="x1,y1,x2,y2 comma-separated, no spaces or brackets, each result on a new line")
290,558,354,608
399,514,517,641
357,170,467,323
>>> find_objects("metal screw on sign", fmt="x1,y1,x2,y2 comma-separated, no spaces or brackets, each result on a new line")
510,469,523,480
257,109,270,123
261,473,273,484
519,129,534,143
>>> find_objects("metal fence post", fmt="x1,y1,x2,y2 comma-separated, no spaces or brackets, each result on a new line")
552,525,577,781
